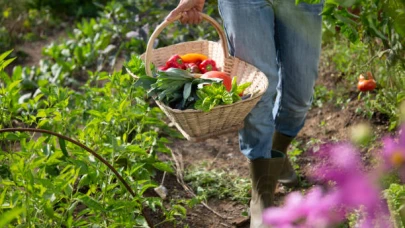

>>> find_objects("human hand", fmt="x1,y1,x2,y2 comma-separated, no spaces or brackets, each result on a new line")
166,0,205,24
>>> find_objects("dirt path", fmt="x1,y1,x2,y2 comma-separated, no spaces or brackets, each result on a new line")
163,53,391,228
14,30,67,67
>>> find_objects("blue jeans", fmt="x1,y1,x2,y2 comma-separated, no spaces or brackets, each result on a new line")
218,0,323,160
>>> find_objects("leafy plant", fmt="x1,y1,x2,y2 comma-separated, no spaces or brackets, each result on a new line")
322,0,405,68
371,89,405,130
312,85,335,108
0,1,231,227
0,50,15,71
195,77,251,112
0,50,20,128
0,66,186,227
384,183,405,227
26,0,109,18
184,167,251,204
0,0,63,53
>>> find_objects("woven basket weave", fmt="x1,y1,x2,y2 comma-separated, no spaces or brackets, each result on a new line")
129,13,268,141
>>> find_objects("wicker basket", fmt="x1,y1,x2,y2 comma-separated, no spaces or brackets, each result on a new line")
129,13,268,141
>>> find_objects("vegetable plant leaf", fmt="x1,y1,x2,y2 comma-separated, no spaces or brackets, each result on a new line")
76,194,105,212
182,82,192,108
222,91,233,105
152,162,174,173
236,82,252,96
58,138,69,157
134,75,157,90
0,207,24,227
0,50,13,62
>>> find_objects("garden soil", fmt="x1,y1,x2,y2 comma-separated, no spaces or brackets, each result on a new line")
15,30,67,67
155,54,392,228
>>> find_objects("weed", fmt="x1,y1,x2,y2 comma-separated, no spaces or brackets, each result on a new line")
312,85,334,108
289,140,304,172
184,166,251,204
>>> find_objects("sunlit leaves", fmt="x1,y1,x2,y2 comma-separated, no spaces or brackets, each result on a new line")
325,0,357,7
0,64,178,226
0,50,16,72
0,0,229,226
0,207,24,227
322,0,405,68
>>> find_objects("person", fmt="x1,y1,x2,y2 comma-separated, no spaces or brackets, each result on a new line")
167,0,324,227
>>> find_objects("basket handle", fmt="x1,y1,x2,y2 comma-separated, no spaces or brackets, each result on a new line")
145,12,229,77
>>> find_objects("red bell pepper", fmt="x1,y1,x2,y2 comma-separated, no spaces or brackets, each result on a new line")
199,59,217,73
166,54,186,69
158,65,169,71
185,63,201,73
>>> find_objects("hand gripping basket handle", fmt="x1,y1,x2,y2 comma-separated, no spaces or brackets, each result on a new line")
144,12,229,77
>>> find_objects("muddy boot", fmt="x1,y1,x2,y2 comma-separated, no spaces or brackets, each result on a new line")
249,150,285,228
272,132,299,187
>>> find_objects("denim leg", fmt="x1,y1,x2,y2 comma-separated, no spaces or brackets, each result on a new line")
272,0,324,137
218,0,278,160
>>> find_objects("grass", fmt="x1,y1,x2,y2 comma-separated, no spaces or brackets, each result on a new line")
184,166,251,204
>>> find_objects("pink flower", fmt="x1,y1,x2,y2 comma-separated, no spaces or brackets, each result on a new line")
381,126,405,180
263,126,405,228
309,143,363,184
312,154,382,214
263,187,342,228
306,142,389,227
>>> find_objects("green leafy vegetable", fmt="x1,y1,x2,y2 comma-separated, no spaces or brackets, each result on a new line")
133,68,215,110
194,77,252,112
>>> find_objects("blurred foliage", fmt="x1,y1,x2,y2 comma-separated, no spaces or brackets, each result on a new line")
0,0,221,57
318,0,405,130
0,0,109,53
26,0,109,18
322,0,405,69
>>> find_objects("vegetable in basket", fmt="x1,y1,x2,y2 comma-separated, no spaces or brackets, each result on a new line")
195,77,252,112
166,54,186,69
199,59,218,73
185,62,201,73
134,66,252,111
180,53,208,63
157,54,219,75
201,71,232,92
135,68,211,110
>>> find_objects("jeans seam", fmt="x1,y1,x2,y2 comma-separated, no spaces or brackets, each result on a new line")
273,13,282,126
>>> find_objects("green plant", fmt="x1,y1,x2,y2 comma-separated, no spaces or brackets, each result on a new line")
322,0,405,68
0,50,20,128
0,1,232,226
288,140,304,173
184,167,251,204
316,0,405,130
0,50,15,71
384,183,405,227
312,85,335,108
371,89,405,130
26,0,109,18
0,64,187,227
0,0,63,53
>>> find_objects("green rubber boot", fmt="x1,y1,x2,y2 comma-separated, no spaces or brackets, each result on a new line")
249,150,285,228
272,132,299,187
